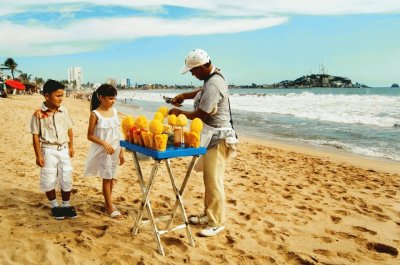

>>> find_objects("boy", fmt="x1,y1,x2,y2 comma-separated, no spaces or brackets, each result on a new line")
31,79,77,220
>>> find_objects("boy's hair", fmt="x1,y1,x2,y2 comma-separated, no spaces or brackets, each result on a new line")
43,80,64,95
90,84,117,111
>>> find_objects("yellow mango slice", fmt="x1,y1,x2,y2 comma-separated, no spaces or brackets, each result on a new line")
190,118,203,133
154,111,164,122
176,114,188,127
149,119,164,135
121,116,135,139
168,114,177,126
134,115,148,130
157,106,169,117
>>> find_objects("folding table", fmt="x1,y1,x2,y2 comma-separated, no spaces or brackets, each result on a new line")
120,140,207,255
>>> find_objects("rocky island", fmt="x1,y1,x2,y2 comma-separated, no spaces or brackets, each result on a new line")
236,74,369,89
267,74,369,88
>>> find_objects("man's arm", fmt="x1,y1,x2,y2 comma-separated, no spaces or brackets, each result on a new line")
171,89,202,106
168,107,209,121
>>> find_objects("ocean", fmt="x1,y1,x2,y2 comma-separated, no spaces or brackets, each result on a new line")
115,87,400,162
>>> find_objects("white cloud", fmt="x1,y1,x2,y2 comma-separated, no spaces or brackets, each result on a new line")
0,16,288,56
2,0,400,16
1,0,399,56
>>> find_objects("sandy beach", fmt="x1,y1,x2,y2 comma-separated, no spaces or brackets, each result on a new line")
0,94,399,265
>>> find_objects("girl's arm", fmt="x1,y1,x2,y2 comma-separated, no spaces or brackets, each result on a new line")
119,147,125,165
87,112,115,154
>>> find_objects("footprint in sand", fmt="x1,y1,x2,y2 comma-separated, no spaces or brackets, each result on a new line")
92,225,109,238
330,215,342,224
334,209,349,216
366,242,398,257
313,249,333,257
164,237,188,252
352,226,377,235
227,198,237,206
225,235,236,244
321,237,334,243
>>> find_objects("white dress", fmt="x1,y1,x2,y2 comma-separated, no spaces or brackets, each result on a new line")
84,108,121,179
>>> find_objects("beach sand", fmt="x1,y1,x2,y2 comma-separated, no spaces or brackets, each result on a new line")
0,94,399,265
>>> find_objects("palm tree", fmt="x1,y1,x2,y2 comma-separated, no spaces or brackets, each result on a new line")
4,58,18,79
19,72,32,83
34,77,44,87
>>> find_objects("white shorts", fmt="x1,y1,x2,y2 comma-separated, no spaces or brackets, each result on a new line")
40,146,73,192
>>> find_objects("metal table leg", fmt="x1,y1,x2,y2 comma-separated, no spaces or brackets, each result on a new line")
130,152,199,255
131,152,165,255
164,157,197,247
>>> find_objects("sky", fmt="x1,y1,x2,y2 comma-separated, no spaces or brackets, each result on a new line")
1,0,400,87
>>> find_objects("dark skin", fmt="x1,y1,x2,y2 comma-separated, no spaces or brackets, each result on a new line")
32,89,74,202
168,63,213,120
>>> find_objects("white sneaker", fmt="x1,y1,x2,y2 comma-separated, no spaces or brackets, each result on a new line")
199,226,225,237
188,214,208,225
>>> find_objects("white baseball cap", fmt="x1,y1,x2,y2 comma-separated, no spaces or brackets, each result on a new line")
180,49,211,74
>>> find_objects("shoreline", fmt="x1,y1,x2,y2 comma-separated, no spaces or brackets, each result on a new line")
240,134,400,174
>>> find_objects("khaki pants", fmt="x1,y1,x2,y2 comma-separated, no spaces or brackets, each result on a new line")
203,141,229,226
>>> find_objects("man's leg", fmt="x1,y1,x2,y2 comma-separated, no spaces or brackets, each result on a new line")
203,142,228,227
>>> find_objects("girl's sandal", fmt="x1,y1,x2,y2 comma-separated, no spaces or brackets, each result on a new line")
109,210,123,219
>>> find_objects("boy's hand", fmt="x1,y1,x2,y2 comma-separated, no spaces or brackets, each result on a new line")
69,147,74,158
36,155,45,167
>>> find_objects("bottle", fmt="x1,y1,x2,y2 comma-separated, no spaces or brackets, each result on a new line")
173,127,182,147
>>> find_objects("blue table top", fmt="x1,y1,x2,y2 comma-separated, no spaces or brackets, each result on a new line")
120,140,207,159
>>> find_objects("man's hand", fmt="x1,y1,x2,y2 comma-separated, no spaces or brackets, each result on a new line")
171,94,184,107
168,108,181,116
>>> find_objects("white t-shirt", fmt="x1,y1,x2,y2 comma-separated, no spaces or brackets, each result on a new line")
197,71,231,129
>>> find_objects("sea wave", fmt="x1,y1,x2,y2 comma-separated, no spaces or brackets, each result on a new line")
302,139,400,161
118,90,400,128
230,92,400,128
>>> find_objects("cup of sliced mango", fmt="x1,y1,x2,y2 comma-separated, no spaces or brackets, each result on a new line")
121,106,204,151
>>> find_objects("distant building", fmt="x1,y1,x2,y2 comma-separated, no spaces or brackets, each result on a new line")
106,78,117,88
93,83,101,90
120,78,131,88
68,67,82,90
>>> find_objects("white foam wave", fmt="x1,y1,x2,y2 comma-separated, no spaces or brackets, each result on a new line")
230,92,400,128
303,139,400,161
118,90,400,128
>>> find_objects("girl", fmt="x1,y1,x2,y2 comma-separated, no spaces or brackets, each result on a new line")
84,84,125,219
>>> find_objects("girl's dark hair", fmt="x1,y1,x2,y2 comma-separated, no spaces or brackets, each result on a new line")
90,84,117,111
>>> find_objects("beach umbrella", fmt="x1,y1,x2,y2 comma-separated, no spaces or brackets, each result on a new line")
5,79,25,90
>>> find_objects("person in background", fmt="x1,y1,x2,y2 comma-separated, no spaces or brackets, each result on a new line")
31,79,77,220
168,48,237,236
84,84,125,219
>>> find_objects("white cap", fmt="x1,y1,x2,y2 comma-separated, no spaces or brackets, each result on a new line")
180,49,211,74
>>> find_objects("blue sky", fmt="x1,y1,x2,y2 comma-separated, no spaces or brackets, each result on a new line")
1,1,400,87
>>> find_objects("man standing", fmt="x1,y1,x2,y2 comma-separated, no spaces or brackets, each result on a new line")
169,49,236,236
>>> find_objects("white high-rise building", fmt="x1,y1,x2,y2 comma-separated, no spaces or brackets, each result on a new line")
106,78,117,88
68,67,82,90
